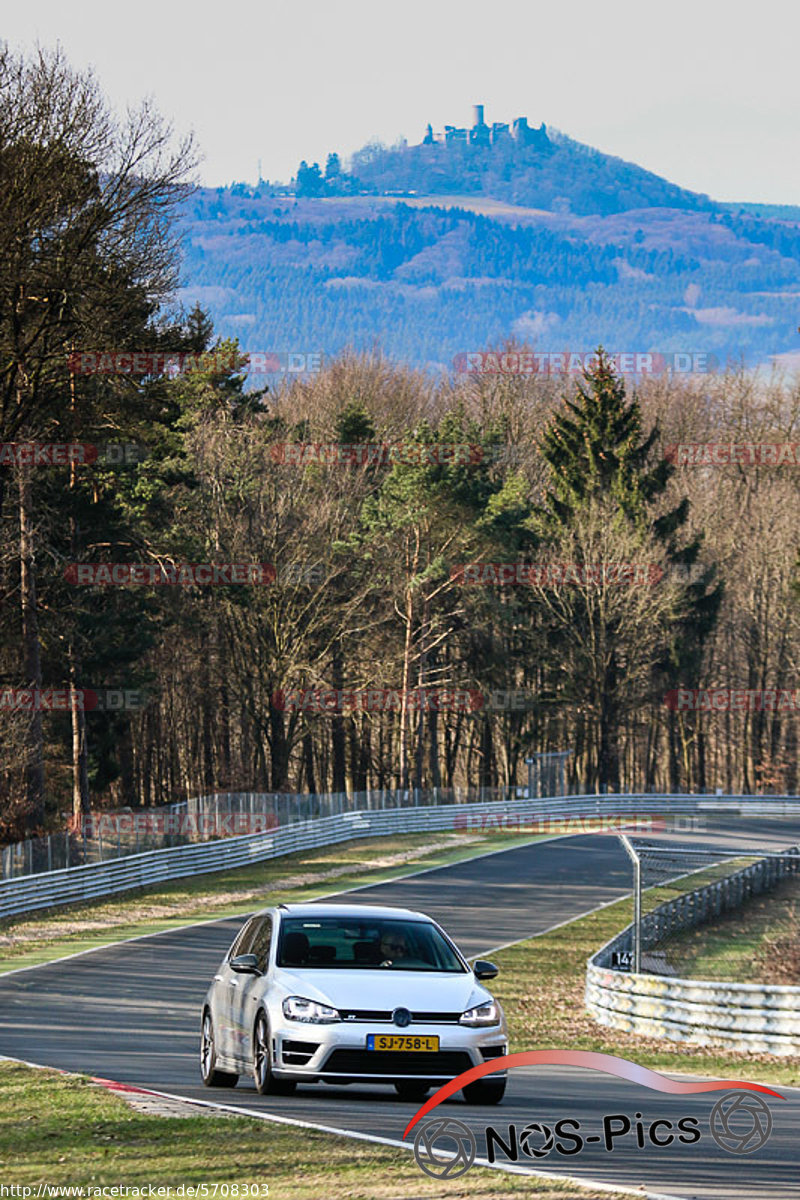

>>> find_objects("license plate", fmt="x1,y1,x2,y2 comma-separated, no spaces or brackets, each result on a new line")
366,1034,439,1052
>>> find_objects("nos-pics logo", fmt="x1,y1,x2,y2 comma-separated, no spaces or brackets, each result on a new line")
413,1093,774,1177
406,1052,782,1177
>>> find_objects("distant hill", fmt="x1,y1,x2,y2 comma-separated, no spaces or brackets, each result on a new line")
329,126,713,218
175,119,800,375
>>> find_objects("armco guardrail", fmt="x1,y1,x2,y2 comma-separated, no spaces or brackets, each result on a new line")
2,787,478,880
586,847,800,1054
0,791,798,921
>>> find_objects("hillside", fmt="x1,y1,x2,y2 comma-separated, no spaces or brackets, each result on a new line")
339,127,713,217
175,122,800,375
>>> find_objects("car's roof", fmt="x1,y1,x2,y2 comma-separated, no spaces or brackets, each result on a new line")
270,902,431,921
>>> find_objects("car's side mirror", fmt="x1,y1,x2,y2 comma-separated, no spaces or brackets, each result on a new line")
473,959,499,980
230,953,261,974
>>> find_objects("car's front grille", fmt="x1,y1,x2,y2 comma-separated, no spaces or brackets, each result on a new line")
338,1009,462,1023
321,1049,473,1077
282,1039,319,1065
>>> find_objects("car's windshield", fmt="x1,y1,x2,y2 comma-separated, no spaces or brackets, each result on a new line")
276,916,467,972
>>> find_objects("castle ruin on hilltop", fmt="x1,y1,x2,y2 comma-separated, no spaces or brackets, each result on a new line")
422,104,549,149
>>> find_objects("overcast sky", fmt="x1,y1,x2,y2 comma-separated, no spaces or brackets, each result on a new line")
3,0,798,204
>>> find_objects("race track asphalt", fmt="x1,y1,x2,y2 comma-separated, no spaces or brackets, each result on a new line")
1,819,798,1199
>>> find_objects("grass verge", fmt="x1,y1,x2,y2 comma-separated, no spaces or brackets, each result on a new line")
492,892,800,1088
0,1060,625,1199
661,875,800,983
0,830,546,974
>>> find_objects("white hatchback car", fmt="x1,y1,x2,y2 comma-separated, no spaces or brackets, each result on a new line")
200,902,508,1103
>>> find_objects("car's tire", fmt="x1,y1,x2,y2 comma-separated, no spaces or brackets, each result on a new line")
462,1076,506,1105
253,1012,297,1096
394,1081,429,1102
200,1011,238,1088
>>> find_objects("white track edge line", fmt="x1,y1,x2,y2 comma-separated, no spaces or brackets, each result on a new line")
3,835,798,1095
0,1053,682,1200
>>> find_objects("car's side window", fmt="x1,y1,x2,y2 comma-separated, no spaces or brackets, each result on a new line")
228,917,258,960
250,916,272,973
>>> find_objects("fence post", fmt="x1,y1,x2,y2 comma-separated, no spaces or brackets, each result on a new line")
620,835,642,974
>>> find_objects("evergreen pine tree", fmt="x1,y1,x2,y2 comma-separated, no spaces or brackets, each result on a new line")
536,350,721,791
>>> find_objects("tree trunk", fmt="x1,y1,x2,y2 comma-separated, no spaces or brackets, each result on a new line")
479,716,493,792
355,714,369,792
331,641,347,793
268,699,289,791
428,704,441,789
201,654,215,792
69,649,90,821
302,729,317,794
667,712,680,793
696,715,707,794
219,674,232,788
399,580,414,790
18,460,45,831
117,718,137,807
598,653,620,794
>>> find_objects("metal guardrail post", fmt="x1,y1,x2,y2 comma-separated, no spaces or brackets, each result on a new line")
620,834,642,974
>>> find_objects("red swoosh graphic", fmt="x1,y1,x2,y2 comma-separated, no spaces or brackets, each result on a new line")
402,1050,785,1138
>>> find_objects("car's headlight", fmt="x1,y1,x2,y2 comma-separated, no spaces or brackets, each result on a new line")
282,996,341,1023
459,1001,501,1027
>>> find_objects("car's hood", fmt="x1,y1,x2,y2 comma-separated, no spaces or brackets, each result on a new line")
275,967,491,1013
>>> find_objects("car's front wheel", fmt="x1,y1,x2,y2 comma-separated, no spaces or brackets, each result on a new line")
253,1012,297,1096
200,1012,238,1088
394,1081,429,1102
463,1076,506,1105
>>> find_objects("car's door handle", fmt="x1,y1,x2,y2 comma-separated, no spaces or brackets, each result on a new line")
229,979,239,988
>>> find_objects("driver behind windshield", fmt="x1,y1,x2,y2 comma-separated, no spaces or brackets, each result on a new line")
379,929,409,963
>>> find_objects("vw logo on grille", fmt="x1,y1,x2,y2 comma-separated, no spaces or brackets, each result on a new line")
392,1006,412,1027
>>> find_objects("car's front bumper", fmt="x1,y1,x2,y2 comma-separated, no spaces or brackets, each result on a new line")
270,1017,508,1082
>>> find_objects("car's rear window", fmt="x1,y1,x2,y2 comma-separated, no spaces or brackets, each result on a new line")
276,916,466,972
